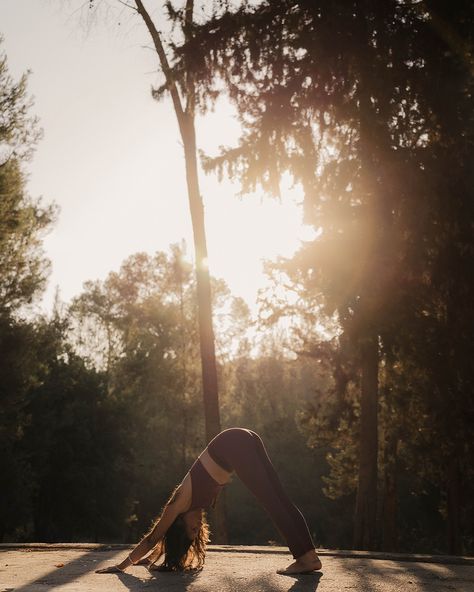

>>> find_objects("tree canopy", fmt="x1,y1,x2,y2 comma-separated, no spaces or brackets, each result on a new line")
172,0,474,552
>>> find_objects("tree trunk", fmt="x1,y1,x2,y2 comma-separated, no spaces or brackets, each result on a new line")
134,0,226,541
182,116,221,442
134,0,221,445
353,333,379,550
446,460,462,555
382,432,398,551
353,1,380,552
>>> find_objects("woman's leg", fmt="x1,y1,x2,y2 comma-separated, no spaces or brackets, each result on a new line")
209,429,318,564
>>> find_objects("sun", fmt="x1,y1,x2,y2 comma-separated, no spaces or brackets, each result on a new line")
195,102,318,310
203,181,317,309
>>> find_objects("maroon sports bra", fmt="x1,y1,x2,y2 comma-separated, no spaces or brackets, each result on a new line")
188,458,223,510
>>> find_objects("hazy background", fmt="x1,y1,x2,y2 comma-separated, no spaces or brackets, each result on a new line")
0,0,313,313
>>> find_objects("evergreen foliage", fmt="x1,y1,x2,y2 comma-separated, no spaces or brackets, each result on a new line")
172,0,474,552
0,44,55,315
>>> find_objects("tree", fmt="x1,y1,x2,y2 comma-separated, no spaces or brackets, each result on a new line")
88,0,228,536
0,41,55,540
22,315,127,542
0,42,55,315
175,0,474,550
69,246,251,538
175,0,406,549
97,0,223,444
412,2,474,554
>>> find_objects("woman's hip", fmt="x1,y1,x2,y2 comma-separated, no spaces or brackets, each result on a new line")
207,428,260,470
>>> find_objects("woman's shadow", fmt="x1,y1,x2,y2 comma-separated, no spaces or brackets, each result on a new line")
117,567,202,591
285,571,323,592
116,567,322,591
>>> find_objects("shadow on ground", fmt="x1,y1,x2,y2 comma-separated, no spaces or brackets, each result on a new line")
117,569,203,591
114,569,322,592
230,572,322,592
335,556,473,592
3,548,123,592
3,548,472,592
2,548,326,592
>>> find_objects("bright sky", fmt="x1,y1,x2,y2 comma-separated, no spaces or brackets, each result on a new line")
0,0,314,313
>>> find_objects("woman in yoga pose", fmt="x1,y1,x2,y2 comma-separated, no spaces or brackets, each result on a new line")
96,428,321,575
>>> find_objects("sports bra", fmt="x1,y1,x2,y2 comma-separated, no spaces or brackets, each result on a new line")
188,458,224,510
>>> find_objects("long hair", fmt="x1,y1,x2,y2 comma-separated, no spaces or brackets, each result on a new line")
145,487,210,571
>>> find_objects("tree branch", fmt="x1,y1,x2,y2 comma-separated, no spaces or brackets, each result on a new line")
116,0,137,11
184,0,195,116
134,0,186,130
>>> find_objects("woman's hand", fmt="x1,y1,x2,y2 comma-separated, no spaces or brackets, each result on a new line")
96,555,135,574
95,564,124,574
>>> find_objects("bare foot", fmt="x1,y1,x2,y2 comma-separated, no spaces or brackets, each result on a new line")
277,550,322,575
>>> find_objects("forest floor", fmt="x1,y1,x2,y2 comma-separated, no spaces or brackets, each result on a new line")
1,544,473,592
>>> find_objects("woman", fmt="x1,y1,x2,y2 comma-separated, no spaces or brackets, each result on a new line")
96,428,322,575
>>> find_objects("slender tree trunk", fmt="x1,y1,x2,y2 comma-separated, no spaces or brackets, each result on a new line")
353,1,380,551
182,112,226,542
446,459,462,555
134,0,225,542
353,333,379,549
382,432,398,551
134,0,221,444
177,254,188,473
444,298,462,555
181,117,221,442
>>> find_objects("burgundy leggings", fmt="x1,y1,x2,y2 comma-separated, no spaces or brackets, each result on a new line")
207,428,315,559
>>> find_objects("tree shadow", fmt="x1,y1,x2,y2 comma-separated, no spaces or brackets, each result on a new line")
333,556,474,592
6,548,124,592
4,549,328,592
6,549,204,592
405,560,474,591
217,571,322,592
116,566,322,592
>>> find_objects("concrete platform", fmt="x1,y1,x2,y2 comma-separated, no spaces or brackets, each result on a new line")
1,545,473,591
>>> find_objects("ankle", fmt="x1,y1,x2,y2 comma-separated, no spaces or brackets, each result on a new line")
298,550,319,562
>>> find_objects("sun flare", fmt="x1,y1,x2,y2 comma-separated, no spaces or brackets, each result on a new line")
204,187,318,308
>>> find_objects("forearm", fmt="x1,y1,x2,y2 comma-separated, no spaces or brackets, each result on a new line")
119,498,181,569
116,555,134,571
127,535,153,565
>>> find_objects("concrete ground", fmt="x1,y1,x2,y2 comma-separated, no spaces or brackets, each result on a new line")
1,545,473,592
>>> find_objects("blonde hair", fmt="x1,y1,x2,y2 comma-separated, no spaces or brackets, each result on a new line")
145,487,210,571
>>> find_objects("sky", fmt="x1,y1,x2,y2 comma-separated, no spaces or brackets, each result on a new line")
0,0,314,313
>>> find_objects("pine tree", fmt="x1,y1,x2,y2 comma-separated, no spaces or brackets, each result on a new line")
176,0,474,551
0,42,55,315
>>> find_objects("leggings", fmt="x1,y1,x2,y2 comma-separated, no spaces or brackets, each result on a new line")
207,428,315,559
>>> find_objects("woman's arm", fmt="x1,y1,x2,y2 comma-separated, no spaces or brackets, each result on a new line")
96,483,189,573
129,498,183,563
